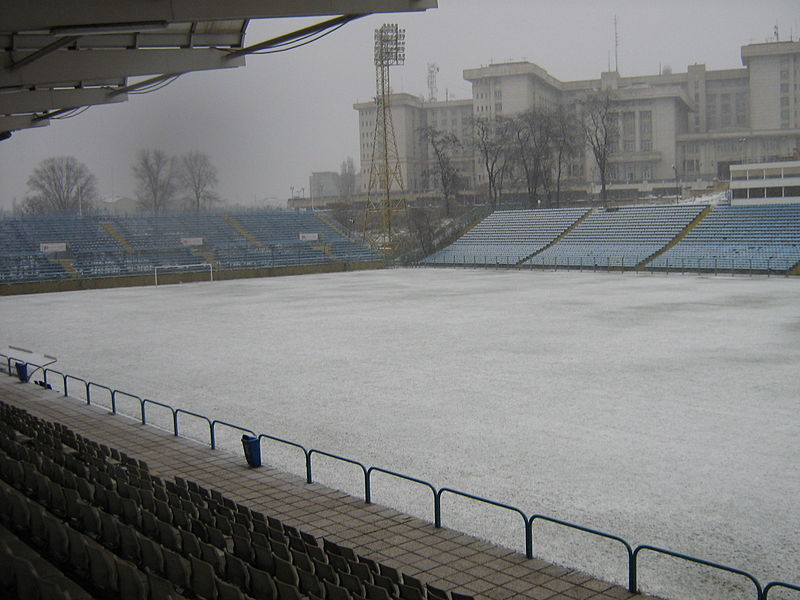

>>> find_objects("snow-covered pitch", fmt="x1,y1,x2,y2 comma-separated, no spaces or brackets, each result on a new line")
2,269,798,600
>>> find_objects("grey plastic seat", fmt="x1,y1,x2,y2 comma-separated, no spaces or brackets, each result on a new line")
338,571,364,597
217,578,246,600
232,534,254,562
312,558,338,585
364,581,392,600
199,540,226,578
290,549,312,574
181,528,202,558
398,583,424,600
248,565,278,600
67,526,91,578
158,519,183,553
297,566,324,598
190,554,219,600
118,522,141,563
275,579,304,600
117,556,148,600
323,580,351,600
99,510,121,551
224,551,251,591
44,512,70,564
138,532,165,574
145,566,180,600
13,556,41,600
88,541,119,594
163,547,191,593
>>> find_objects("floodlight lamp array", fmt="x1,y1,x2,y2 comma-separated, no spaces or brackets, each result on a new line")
374,24,406,66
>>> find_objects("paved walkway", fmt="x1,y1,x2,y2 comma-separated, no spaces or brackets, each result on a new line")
0,374,653,600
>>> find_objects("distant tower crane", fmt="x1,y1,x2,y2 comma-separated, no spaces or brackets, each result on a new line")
427,62,439,101
363,23,407,251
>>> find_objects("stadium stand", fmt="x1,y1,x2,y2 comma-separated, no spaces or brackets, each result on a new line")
423,202,800,274
524,205,707,268
0,211,382,285
646,203,800,272
0,400,476,600
421,208,588,265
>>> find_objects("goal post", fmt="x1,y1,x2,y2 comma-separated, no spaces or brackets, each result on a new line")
154,262,213,286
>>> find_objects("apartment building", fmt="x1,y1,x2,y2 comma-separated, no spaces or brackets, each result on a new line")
354,40,800,201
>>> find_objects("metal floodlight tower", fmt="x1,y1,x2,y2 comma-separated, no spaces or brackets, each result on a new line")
364,23,407,251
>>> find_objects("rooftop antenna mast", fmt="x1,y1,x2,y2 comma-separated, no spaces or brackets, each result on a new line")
614,15,620,73
363,23,407,251
427,62,439,101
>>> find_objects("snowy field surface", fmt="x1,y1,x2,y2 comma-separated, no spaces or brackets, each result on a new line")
1,269,799,600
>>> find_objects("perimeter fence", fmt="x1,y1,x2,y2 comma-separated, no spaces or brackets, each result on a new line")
2,352,798,600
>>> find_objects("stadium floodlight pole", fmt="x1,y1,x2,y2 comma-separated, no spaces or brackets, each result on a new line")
363,23,408,251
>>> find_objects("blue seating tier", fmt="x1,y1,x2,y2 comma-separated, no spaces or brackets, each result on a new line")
0,211,381,283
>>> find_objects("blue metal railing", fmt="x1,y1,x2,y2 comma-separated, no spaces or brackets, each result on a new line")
2,353,797,600
632,545,763,600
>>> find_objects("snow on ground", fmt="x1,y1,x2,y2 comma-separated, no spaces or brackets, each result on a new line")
1,269,799,600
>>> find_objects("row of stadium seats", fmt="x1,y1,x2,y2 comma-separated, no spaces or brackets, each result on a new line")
526,205,705,267
425,203,800,272
0,401,472,600
423,208,588,265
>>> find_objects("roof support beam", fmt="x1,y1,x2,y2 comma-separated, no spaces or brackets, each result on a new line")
0,48,245,88
8,35,79,70
0,114,49,132
1,1,436,33
0,87,127,114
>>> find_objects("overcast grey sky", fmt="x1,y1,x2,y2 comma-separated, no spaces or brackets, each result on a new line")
1,0,798,210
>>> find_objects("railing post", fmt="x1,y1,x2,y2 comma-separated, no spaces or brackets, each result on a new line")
306,453,313,484
525,517,533,559
173,411,179,436
434,490,442,528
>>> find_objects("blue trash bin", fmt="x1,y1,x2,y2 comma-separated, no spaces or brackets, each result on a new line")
241,435,261,467
14,362,28,383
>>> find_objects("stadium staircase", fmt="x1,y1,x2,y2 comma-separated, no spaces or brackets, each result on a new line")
193,250,221,271
638,205,713,269
314,213,351,240
519,208,594,265
222,215,262,247
99,221,133,254
52,258,77,278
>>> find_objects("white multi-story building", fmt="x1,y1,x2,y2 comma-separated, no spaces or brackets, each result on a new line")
354,40,800,201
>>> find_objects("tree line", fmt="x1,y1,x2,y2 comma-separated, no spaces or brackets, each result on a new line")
420,90,619,211
16,149,219,216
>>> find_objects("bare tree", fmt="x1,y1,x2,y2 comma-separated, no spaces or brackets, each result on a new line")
21,156,98,216
511,109,557,208
132,149,178,215
472,116,513,206
581,90,618,204
551,105,583,207
419,126,462,216
337,156,356,200
179,151,219,212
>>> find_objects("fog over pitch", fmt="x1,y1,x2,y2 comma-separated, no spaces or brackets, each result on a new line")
1,0,798,209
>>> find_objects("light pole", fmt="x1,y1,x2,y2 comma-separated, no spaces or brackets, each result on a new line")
672,164,680,204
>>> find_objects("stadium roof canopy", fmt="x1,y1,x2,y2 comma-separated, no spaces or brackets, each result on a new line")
0,0,436,140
